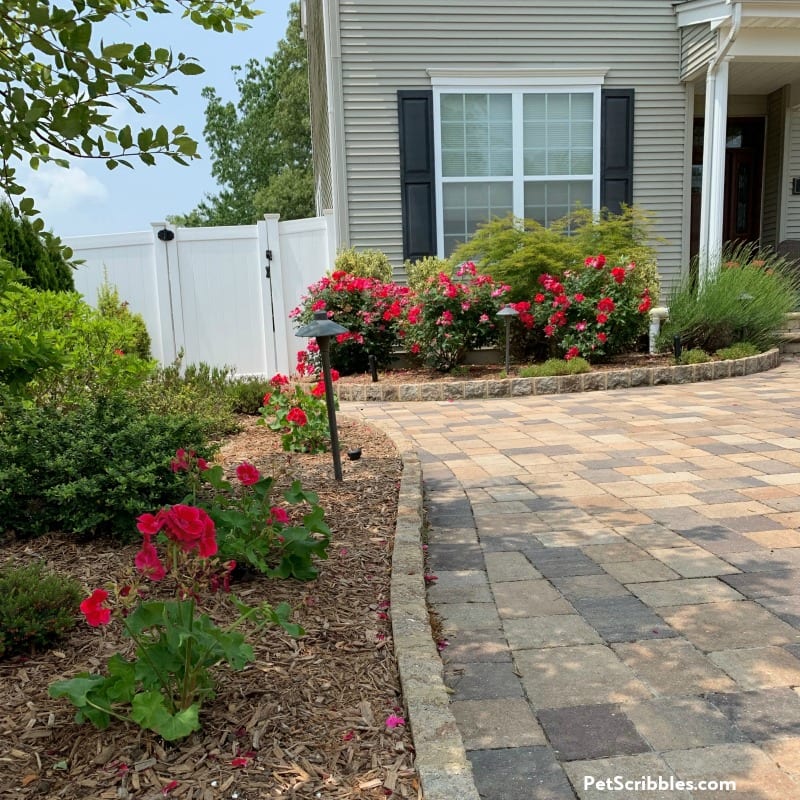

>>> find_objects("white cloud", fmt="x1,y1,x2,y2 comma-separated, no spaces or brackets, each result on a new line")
24,163,110,216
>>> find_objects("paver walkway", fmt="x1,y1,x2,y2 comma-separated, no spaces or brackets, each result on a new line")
347,359,800,800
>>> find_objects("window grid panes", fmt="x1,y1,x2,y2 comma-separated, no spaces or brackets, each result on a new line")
439,89,596,256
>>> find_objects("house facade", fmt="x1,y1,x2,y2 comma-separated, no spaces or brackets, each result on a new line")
303,0,800,293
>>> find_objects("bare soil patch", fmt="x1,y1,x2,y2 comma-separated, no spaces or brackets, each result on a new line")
0,416,417,800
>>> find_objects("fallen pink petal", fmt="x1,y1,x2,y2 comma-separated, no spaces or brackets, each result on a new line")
385,714,405,729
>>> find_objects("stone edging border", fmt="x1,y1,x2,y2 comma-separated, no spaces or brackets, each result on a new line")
337,348,781,402
390,442,481,800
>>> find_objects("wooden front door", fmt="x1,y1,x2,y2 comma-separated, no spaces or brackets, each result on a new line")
690,117,765,259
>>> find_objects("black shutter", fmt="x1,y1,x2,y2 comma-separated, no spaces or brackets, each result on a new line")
397,90,437,261
600,88,634,213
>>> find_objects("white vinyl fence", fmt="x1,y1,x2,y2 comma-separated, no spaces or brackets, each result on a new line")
66,213,335,377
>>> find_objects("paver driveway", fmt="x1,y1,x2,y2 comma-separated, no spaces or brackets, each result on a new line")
347,359,800,799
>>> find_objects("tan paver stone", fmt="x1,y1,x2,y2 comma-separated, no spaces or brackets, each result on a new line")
761,737,800,777
483,551,541,583
627,578,744,607
582,542,649,563
565,754,693,800
758,472,800,486
599,481,658,499
708,646,800,689
433,602,502,632
553,574,630,600
612,639,736,696
624,697,748,750
504,614,602,650
537,529,621,547
472,501,531,517
618,526,689,549
492,579,574,618
514,644,652,709
657,602,800,652
475,517,550,536
743,529,800,549
427,571,492,604
697,500,775,519
450,698,546,750
741,486,796,501
633,494,703,509
602,559,681,584
663,743,799,800
648,546,740,578
634,471,700,485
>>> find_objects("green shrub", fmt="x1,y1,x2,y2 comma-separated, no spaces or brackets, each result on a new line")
451,215,582,301
716,342,760,360
0,397,207,539
0,282,155,406
0,563,83,659
96,277,151,360
334,247,393,282
559,206,660,302
0,203,74,291
680,348,711,364
134,356,239,438
450,206,659,303
519,357,591,377
226,376,274,415
661,245,800,353
0,260,61,398
404,255,453,292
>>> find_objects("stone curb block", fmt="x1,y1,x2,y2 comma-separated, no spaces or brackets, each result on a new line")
335,348,782,402
389,449,481,800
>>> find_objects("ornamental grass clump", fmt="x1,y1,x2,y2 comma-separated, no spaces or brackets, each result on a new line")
512,254,652,362
50,502,303,741
403,261,509,372
661,244,800,353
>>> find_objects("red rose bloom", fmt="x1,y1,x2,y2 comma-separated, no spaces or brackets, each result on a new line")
236,462,261,486
597,297,616,313
287,407,308,427
611,267,626,284
135,541,166,581
565,346,580,361
161,505,217,558
80,589,112,627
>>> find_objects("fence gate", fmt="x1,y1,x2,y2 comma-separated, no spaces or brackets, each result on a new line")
67,212,334,377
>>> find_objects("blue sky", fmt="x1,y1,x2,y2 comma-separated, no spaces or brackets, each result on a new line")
27,0,294,238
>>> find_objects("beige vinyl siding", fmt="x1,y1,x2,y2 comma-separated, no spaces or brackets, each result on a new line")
788,107,800,238
336,0,688,288
762,86,789,249
680,23,717,81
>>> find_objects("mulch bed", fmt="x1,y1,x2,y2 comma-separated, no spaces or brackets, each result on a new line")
0,416,418,800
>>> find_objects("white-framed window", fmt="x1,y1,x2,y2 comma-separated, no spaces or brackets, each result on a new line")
430,71,604,257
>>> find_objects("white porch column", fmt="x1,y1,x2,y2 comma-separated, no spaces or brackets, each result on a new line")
699,59,730,283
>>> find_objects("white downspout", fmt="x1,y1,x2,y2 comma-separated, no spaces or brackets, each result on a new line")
698,1,742,283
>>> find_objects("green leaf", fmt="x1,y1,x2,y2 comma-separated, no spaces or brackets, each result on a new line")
49,674,107,706
102,43,134,60
177,61,204,76
130,691,200,741
284,479,319,506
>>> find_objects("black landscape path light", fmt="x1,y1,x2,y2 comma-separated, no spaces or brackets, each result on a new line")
296,310,348,482
496,304,519,373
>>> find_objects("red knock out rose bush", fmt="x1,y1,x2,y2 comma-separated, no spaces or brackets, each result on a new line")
512,255,652,361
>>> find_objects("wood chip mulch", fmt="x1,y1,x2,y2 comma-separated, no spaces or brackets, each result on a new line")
0,416,419,800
